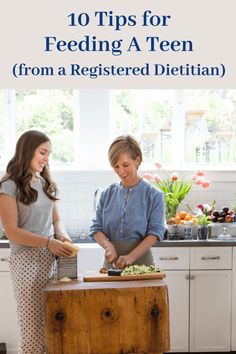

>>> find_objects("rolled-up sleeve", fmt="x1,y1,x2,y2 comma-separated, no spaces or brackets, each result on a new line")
146,190,166,241
89,192,105,239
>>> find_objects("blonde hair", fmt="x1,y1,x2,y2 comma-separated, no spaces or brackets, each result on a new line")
108,135,142,167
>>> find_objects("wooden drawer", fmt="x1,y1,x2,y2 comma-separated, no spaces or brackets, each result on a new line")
190,247,232,270
152,247,189,270
0,249,10,271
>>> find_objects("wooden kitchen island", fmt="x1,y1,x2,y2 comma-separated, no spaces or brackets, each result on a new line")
44,276,170,354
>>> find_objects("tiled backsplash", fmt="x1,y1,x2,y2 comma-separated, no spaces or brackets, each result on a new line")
1,169,236,236
51,170,236,234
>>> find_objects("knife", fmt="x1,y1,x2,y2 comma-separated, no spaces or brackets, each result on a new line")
107,268,122,276
107,263,122,276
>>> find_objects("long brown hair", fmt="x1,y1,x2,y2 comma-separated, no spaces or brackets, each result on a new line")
0,130,58,205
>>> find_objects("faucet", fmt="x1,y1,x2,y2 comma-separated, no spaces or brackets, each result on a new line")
93,188,103,214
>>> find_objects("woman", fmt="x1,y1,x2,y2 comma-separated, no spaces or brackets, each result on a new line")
0,130,72,354
90,135,166,270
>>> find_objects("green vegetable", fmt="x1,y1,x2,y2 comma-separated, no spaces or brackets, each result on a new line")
121,264,160,276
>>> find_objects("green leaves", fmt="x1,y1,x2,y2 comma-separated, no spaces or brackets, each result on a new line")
153,178,193,220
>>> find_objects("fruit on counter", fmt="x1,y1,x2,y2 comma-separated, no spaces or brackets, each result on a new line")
225,214,233,222
63,241,80,257
168,211,198,225
212,210,220,217
210,205,234,223
222,206,229,213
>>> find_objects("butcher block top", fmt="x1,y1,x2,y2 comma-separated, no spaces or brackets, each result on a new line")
45,277,167,292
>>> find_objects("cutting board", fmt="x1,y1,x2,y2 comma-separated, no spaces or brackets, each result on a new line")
83,271,166,282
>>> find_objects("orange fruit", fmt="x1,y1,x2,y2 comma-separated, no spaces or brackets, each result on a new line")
179,211,187,220
174,216,181,224
184,215,192,221
179,220,185,225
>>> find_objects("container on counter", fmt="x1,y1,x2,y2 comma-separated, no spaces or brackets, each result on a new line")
184,222,193,239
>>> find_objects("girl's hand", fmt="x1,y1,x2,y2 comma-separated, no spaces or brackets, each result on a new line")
48,238,72,257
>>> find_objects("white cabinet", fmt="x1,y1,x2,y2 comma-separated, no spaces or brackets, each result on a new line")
232,247,236,350
152,247,189,352
0,248,18,354
153,246,232,352
190,247,232,352
163,270,189,352
153,247,190,352
190,269,231,352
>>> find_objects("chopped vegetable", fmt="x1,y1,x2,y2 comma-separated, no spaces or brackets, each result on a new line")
121,264,160,276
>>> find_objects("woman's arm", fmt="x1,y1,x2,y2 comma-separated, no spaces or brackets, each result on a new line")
115,235,158,268
52,203,72,242
94,231,117,264
0,194,72,257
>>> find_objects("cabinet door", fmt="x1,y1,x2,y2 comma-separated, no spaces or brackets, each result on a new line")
165,270,189,352
0,272,19,354
190,270,231,352
231,247,236,350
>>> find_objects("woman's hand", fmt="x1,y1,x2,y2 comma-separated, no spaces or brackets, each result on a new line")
48,239,72,257
115,255,133,269
104,243,117,264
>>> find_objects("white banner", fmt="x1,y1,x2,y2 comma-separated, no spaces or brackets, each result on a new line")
0,0,235,88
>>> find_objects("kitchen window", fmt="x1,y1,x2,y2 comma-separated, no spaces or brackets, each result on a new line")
0,89,77,166
113,89,236,170
1,89,236,170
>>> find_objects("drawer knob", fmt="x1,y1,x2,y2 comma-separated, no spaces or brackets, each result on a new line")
55,312,64,321
150,306,160,319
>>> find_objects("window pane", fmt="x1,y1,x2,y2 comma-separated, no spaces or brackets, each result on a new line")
114,90,174,164
15,90,74,164
184,90,236,165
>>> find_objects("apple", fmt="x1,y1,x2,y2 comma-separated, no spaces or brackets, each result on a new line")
225,215,232,223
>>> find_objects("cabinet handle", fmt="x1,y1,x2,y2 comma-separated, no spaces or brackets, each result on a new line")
201,256,220,260
190,275,195,280
0,257,9,262
159,256,179,261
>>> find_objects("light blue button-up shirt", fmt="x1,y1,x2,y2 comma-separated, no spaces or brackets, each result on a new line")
90,179,166,242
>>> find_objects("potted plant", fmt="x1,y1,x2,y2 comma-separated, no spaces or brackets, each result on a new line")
143,164,211,224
